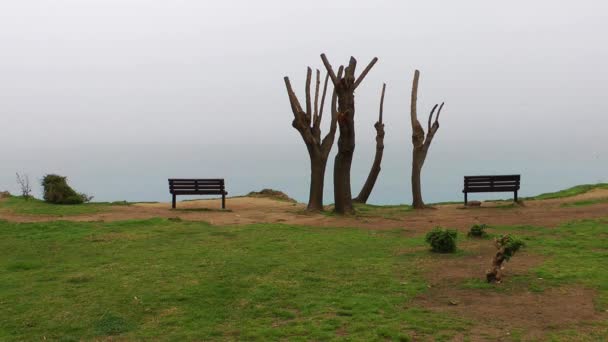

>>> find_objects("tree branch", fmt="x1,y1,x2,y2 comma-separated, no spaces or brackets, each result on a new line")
345,57,357,81
305,67,312,125
410,70,425,149
427,104,438,133
321,66,343,152
354,57,379,90
315,72,330,131
313,69,320,125
410,70,420,127
424,103,444,149
320,53,338,85
435,102,445,124
379,83,386,124
284,77,303,117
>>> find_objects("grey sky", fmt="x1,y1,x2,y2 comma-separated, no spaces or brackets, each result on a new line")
1,0,607,153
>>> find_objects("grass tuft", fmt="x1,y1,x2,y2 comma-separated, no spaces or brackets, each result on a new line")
94,313,132,336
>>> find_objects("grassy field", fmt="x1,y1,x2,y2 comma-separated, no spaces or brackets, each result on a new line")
0,196,129,216
0,218,465,341
1,214,607,340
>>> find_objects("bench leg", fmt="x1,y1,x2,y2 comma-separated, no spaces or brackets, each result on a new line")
221,193,226,209
172,194,176,209
514,190,518,203
464,192,468,206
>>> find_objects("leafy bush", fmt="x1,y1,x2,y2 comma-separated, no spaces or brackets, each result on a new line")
499,235,525,261
467,224,488,238
42,174,91,205
425,227,458,253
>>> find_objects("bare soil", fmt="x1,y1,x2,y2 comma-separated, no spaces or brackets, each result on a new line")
2,189,608,237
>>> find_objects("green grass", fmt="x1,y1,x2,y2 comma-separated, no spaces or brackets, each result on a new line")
493,220,608,310
0,196,129,216
525,183,608,200
2,215,608,340
0,219,470,341
561,197,608,207
354,203,413,219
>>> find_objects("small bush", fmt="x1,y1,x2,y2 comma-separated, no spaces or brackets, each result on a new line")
467,224,488,238
425,227,458,253
42,174,91,205
499,235,525,261
16,173,32,200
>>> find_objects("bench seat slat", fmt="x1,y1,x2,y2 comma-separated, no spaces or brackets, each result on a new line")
169,180,224,184
169,178,224,182
465,175,520,179
170,185,225,190
465,182,519,186
171,190,227,195
463,187,519,193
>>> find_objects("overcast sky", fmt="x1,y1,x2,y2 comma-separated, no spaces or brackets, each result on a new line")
1,0,607,154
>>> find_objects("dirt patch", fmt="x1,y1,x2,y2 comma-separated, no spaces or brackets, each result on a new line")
411,238,606,340
1,189,608,237
421,239,545,285
414,285,604,341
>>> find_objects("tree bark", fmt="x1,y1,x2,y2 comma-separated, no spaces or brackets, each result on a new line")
486,235,510,283
284,68,338,211
354,83,386,203
411,156,425,208
409,70,444,209
321,53,378,214
308,151,326,211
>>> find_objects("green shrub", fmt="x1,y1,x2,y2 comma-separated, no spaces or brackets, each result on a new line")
42,174,91,205
499,235,525,261
467,224,488,238
425,227,458,253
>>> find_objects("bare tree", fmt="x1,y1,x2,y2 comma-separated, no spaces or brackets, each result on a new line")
284,67,341,211
410,70,445,209
321,53,378,214
16,172,32,200
354,83,386,204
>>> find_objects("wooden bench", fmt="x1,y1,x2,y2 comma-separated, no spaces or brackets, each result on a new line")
168,179,227,209
463,175,520,205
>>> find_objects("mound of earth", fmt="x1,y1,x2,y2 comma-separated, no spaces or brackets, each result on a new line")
0,191,10,199
246,189,297,203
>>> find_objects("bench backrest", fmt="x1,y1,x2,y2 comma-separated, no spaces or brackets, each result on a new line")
168,179,225,194
464,175,520,192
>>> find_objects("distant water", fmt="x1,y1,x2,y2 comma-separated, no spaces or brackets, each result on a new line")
1,141,606,205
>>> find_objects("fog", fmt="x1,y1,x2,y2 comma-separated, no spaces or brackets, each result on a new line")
1,1,607,203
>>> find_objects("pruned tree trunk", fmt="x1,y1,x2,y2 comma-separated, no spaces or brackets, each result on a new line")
321,53,378,215
486,235,524,283
284,67,340,211
486,236,510,283
354,83,386,203
409,70,445,209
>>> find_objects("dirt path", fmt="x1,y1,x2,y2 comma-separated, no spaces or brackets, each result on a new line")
2,189,607,235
